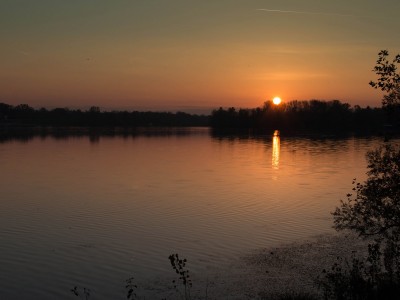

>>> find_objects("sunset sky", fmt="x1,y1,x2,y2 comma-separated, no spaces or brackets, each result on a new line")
1,0,399,112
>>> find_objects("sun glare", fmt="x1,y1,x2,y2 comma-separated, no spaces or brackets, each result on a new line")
273,97,282,105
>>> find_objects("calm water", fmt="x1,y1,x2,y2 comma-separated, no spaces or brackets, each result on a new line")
0,129,393,299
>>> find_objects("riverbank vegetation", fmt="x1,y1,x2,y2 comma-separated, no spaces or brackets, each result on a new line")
317,50,400,300
210,100,385,133
0,100,390,135
0,103,210,127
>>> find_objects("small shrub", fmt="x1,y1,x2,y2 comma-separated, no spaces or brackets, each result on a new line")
70,286,91,300
168,253,192,300
126,277,138,300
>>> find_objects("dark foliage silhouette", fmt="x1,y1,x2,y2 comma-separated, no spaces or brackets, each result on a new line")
319,144,400,299
333,144,400,241
210,100,384,133
70,286,91,300
126,277,138,300
369,50,400,109
70,254,193,300
169,253,192,300
333,144,400,279
0,100,387,134
318,50,400,299
0,103,209,127
369,50,400,129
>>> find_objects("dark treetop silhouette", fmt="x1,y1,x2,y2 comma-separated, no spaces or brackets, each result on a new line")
0,103,209,127
210,100,384,133
0,98,390,136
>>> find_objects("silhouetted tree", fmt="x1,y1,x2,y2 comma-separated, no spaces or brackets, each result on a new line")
0,102,210,128
370,50,400,128
89,106,100,113
210,100,383,133
333,144,400,238
333,144,400,278
370,50,400,108
0,103,12,121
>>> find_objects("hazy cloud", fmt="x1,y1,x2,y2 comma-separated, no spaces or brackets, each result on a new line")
18,50,31,56
256,8,362,18
252,72,329,81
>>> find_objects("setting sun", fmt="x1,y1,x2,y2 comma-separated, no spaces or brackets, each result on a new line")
273,97,282,105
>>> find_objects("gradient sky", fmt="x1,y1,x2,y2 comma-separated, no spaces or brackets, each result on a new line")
1,0,400,111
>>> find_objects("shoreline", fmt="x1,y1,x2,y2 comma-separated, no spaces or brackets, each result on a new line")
135,232,369,299
239,232,368,299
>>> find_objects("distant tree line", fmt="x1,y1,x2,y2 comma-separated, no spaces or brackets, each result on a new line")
210,100,387,133
0,100,390,133
0,103,210,127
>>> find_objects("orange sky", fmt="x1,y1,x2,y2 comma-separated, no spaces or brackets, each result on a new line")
1,1,399,112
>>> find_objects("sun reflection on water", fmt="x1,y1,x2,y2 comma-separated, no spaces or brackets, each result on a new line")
272,130,280,170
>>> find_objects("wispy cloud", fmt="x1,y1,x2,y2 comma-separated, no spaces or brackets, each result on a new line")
252,72,329,81
256,8,362,18
18,50,31,56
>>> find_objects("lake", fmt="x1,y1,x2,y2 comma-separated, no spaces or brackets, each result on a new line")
0,128,393,299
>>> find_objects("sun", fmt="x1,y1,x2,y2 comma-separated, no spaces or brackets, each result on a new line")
272,97,282,105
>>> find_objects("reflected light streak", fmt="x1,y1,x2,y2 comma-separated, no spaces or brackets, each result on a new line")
272,130,280,170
